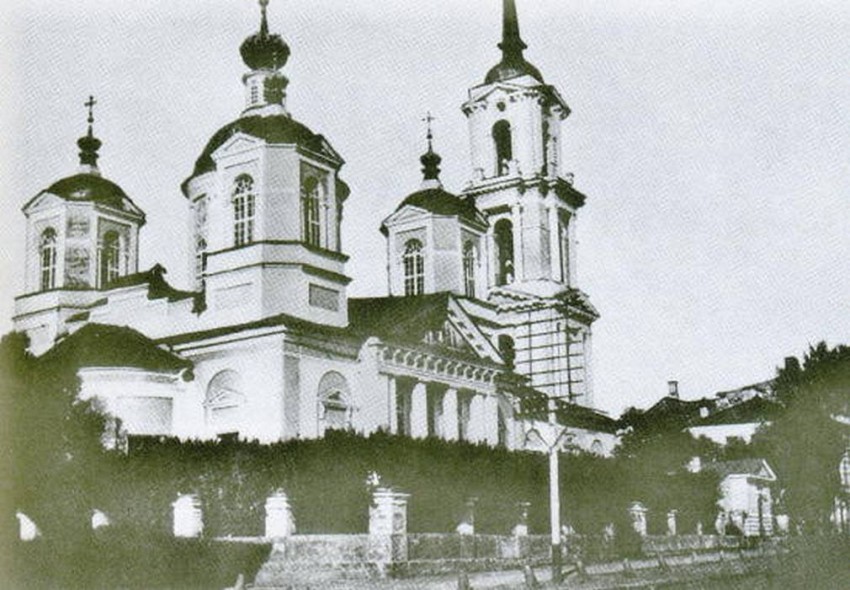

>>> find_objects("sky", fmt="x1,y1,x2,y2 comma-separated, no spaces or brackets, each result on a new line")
1,0,848,416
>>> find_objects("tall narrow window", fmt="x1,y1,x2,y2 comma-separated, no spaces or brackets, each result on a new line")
559,213,570,284
301,176,321,247
39,228,57,291
403,239,425,296
100,231,121,287
492,120,512,176
494,219,514,286
233,175,255,247
462,241,476,297
195,237,207,283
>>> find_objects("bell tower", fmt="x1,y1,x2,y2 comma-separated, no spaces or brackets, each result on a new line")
461,0,599,407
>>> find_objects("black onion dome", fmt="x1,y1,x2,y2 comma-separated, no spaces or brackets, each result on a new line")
239,4,289,71
42,174,137,213
395,188,482,226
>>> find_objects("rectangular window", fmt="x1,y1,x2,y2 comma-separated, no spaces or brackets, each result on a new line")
309,284,340,311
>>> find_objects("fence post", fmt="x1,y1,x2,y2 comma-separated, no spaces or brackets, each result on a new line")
513,501,531,537
457,497,478,535
172,493,203,538
369,487,410,576
628,502,648,537
666,509,678,536
264,490,295,539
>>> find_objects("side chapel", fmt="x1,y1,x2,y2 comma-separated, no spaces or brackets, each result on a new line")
12,0,617,454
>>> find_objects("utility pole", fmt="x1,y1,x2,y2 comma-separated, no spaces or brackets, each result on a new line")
548,396,562,584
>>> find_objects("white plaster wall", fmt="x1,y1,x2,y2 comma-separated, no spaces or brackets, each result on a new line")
687,423,764,445
177,334,285,443
78,368,188,436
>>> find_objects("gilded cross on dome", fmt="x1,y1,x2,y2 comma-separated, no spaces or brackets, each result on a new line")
84,95,97,126
421,111,436,151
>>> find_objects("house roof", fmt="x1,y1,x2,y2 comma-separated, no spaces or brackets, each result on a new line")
40,323,192,374
107,264,199,304
704,458,776,481
692,396,782,427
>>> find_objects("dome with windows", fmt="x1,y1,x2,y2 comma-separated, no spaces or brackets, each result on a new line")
183,114,349,196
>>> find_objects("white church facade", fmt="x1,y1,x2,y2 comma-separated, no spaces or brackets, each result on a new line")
12,0,617,455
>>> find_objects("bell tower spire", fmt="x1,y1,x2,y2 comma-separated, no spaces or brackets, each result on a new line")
499,0,527,62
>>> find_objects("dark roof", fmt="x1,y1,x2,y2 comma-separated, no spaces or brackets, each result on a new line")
159,310,357,349
36,173,141,215
622,396,715,432
188,114,341,179
692,397,782,427
40,324,192,373
349,293,453,345
106,264,198,305
506,376,619,434
704,459,774,480
388,188,484,229
485,58,544,85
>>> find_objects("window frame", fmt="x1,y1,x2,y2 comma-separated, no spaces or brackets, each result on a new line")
402,239,425,296
232,175,256,247
39,228,58,291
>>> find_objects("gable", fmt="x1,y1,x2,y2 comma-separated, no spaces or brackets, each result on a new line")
22,192,68,215
212,132,264,161
382,204,432,230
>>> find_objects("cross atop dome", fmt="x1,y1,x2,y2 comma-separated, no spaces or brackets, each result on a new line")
420,111,442,188
77,95,102,175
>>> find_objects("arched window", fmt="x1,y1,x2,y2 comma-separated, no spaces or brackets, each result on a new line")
318,371,351,433
39,228,57,291
233,175,256,247
206,370,245,437
493,219,514,286
403,239,425,296
301,176,321,247
492,120,512,176
100,230,121,288
840,450,850,490
462,241,476,297
498,334,516,371
195,237,207,283
590,439,604,455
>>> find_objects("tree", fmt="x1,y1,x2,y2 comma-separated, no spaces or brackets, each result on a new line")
754,342,850,531
0,332,111,542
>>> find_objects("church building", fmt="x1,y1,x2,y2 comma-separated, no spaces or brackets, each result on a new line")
12,0,617,454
